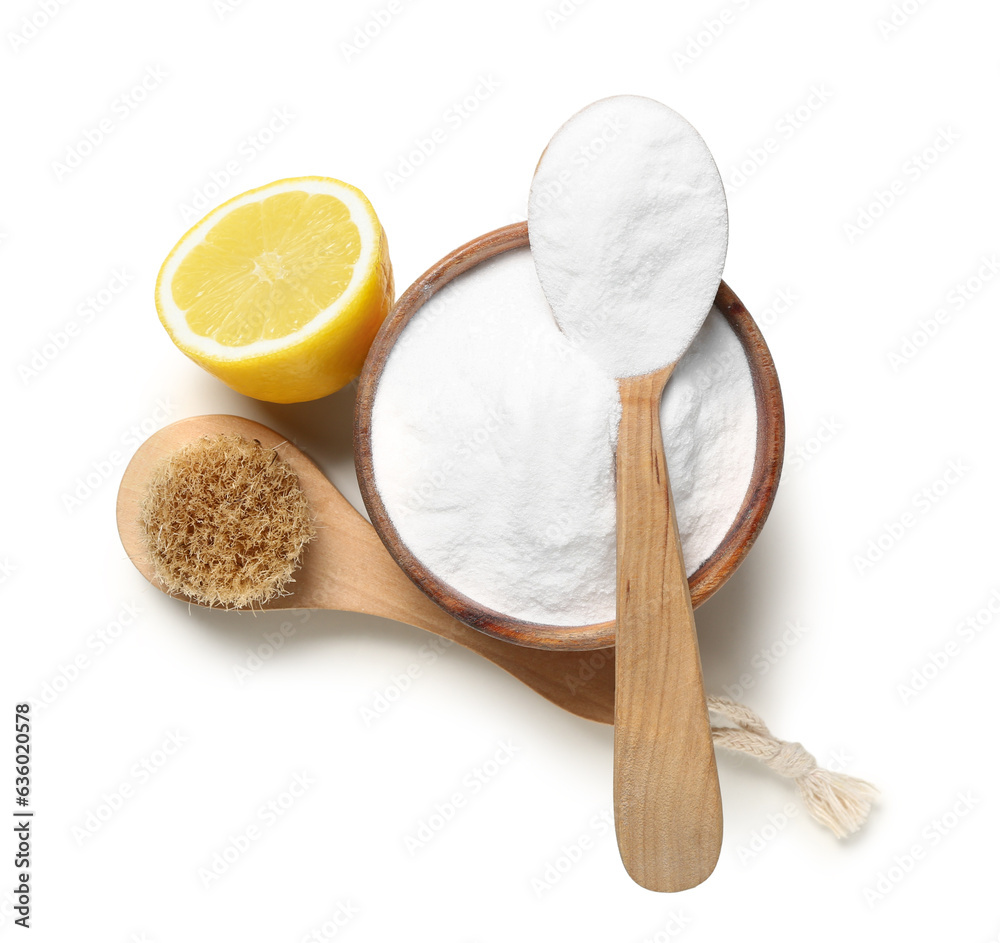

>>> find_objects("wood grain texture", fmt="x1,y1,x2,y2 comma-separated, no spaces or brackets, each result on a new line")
355,222,784,650
116,415,616,724
614,369,722,892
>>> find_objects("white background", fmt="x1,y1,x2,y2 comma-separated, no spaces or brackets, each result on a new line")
3,0,999,939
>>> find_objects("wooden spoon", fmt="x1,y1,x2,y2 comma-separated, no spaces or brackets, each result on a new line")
117,414,616,725
529,96,728,890
615,367,722,890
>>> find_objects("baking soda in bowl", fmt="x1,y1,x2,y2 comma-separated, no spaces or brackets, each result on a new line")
369,246,757,627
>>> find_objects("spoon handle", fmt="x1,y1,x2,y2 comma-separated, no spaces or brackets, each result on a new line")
614,369,722,892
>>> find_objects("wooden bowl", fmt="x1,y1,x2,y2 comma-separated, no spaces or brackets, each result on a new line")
355,223,784,651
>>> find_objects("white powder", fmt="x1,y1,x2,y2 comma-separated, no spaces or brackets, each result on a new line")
528,95,729,377
370,248,757,627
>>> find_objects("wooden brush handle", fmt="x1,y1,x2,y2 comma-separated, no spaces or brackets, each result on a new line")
614,369,722,892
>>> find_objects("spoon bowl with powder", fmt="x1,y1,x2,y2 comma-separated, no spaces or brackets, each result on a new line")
527,96,729,891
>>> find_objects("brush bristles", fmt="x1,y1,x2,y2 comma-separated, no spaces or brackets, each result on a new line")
140,434,315,609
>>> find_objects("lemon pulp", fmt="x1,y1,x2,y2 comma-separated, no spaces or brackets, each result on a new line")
172,191,361,345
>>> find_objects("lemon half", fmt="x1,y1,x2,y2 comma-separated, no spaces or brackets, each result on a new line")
155,176,394,403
